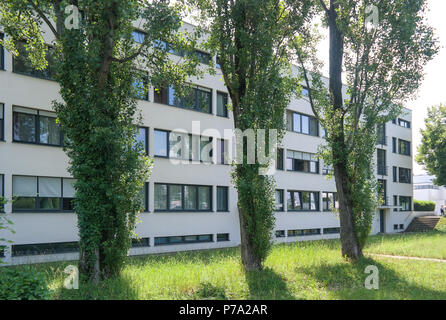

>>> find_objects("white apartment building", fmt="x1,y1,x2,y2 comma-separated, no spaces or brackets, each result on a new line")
414,174,446,215
0,22,418,265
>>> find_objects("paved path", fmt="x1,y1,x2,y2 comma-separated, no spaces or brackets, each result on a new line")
367,253,446,263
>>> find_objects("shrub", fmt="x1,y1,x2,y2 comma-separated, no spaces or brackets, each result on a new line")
0,268,51,300
414,199,436,212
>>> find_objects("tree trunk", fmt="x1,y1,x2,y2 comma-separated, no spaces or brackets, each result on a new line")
328,1,363,260
238,204,262,271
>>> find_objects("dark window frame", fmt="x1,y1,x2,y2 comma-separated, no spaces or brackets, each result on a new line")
287,111,319,137
0,103,4,141
286,150,319,174
216,233,230,242
275,189,284,212
323,227,340,234
398,119,411,129
154,234,213,246
398,167,411,184
154,85,213,114
12,106,63,147
399,196,412,212
398,139,411,156
12,175,75,213
12,41,56,81
154,183,212,212
216,91,229,117
287,228,321,237
0,33,4,70
217,186,229,212
322,192,338,212
287,190,320,212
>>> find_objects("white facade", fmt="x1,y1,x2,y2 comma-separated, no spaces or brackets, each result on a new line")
0,22,418,265
414,175,446,215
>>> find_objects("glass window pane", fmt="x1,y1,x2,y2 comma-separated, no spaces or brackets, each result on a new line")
39,197,60,210
197,89,211,113
217,92,227,117
13,112,36,142
184,186,197,210
301,115,309,134
154,130,167,157
169,185,183,210
293,113,301,133
13,176,37,197
39,115,61,145
132,31,145,44
217,187,228,211
169,132,183,159
198,186,211,210
39,177,61,197
200,137,213,162
294,192,302,210
154,184,167,210
63,179,76,198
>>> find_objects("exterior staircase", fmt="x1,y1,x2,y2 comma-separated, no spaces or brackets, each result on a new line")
405,216,441,233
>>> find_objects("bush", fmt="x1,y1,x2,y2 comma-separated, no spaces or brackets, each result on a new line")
414,199,436,212
0,268,51,300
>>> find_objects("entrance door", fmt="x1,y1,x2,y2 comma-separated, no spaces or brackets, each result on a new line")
380,209,385,233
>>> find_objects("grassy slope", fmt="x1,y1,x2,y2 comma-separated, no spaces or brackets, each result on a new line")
365,217,446,260
8,227,446,300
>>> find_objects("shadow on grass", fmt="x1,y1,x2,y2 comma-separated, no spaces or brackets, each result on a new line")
297,257,446,300
245,267,295,300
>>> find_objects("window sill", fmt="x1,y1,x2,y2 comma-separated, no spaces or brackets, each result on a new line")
287,210,320,213
286,170,320,175
154,210,213,213
286,129,320,138
12,210,75,214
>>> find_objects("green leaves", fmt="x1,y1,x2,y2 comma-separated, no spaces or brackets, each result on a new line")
417,104,446,187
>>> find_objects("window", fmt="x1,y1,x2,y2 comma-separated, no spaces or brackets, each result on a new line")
13,41,55,79
393,166,398,182
287,111,318,136
301,86,309,97
154,183,212,212
13,107,62,146
217,186,229,212
131,237,150,248
0,103,4,141
217,92,228,117
287,228,321,237
217,233,230,242
322,162,333,175
132,72,149,100
392,118,397,124
322,192,338,211
399,196,411,211
392,137,397,153
323,227,340,234
287,191,319,211
194,50,211,65
286,150,319,174
275,230,286,238
275,189,284,211
138,182,149,212
398,119,411,129
399,224,404,230
378,179,387,205
154,129,217,163
136,127,149,155
11,241,78,257
377,149,387,175
377,123,386,145
12,176,75,212
216,56,221,69
0,33,4,70
155,85,212,114
398,139,411,156
276,148,284,170
393,195,398,212
154,234,213,246
398,168,411,184
394,224,398,230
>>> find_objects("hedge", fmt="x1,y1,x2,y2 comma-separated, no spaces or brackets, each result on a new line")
414,199,436,212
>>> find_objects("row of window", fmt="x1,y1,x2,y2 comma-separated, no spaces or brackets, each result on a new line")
286,111,319,137
275,227,340,238
392,118,411,129
7,233,231,257
275,191,337,212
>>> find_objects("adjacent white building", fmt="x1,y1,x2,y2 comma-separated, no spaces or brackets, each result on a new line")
414,174,446,215
0,22,419,265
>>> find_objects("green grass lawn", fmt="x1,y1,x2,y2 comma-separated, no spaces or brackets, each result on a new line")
364,217,446,260
7,221,446,300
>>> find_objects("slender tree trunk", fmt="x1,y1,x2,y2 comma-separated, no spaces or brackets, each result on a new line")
328,1,363,260
238,204,262,271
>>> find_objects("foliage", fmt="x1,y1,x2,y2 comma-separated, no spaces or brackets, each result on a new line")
190,0,315,270
414,199,436,212
0,0,200,281
298,0,438,259
416,104,446,187
0,196,14,265
8,232,446,300
0,268,50,300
